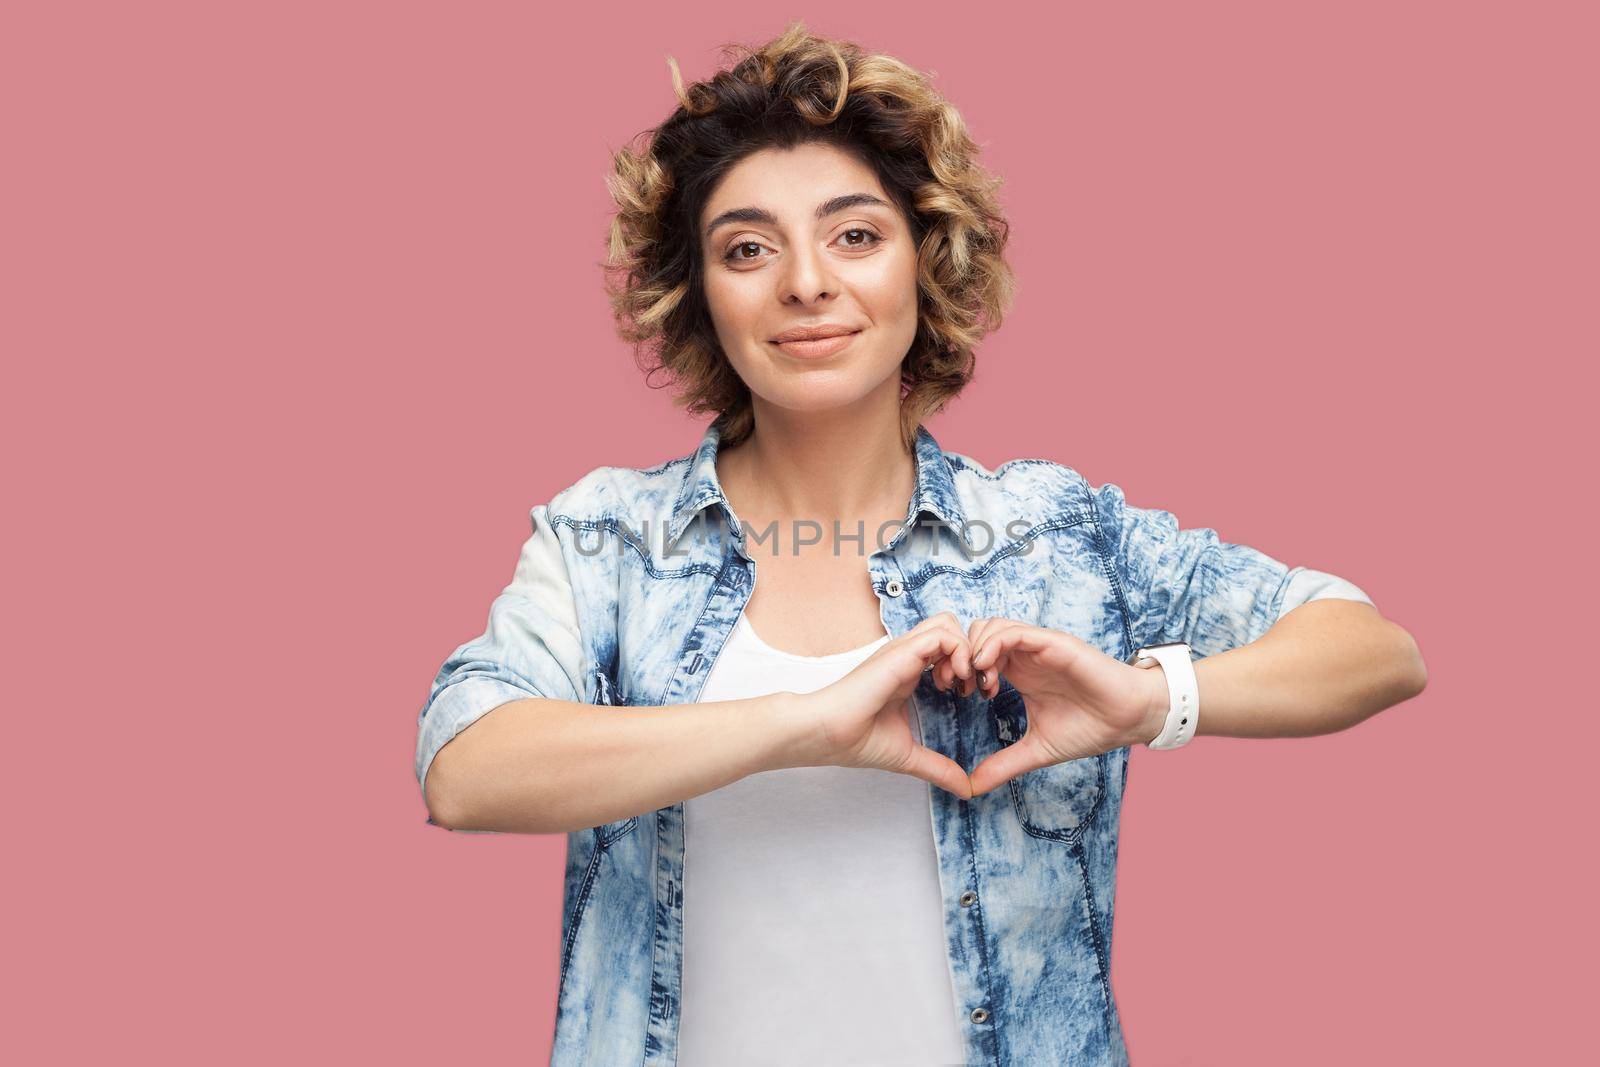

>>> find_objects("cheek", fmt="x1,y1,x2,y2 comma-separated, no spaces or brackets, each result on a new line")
702,270,765,333
857,251,920,320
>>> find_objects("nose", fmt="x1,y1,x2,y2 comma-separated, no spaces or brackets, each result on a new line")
778,241,839,305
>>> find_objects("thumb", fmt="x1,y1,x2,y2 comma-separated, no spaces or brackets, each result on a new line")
896,743,974,800
966,735,1051,799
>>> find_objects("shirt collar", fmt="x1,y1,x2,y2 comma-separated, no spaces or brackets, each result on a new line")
666,421,965,547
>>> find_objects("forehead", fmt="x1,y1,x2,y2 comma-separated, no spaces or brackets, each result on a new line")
702,143,889,219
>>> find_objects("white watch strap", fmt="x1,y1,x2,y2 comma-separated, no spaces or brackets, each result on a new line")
1132,642,1198,749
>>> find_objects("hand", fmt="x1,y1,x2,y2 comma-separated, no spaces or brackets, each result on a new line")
961,618,1168,798
788,612,978,799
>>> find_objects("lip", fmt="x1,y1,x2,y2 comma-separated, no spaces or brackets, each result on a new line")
770,322,861,343
770,329,862,359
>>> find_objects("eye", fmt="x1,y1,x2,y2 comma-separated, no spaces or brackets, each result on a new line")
724,240,767,263
720,227,885,264
838,227,883,249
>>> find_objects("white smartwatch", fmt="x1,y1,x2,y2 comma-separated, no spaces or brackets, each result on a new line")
1130,641,1198,749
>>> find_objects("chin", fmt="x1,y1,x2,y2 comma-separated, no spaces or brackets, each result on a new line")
768,377,899,412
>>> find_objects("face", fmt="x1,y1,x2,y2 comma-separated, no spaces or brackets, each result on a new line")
699,142,920,422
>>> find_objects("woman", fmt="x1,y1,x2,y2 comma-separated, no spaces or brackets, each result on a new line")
413,22,1427,1067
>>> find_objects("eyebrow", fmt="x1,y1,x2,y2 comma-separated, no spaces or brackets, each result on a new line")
702,193,895,240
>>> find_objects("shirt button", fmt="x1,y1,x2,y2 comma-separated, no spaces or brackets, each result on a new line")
884,579,904,597
970,1006,989,1024
959,890,977,907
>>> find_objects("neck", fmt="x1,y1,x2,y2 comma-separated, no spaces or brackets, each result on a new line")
717,395,916,529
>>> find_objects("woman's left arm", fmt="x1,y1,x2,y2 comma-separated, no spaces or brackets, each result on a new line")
1137,599,1427,742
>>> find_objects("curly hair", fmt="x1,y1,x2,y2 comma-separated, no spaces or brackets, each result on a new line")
601,21,1015,452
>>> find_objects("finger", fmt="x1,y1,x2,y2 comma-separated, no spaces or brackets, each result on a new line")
922,620,959,692
967,616,1014,696
944,616,975,686
972,623,1036,667
979,649,1009,701
966,615,998,647
862,628,946,705
911,612,972,691
966,737,1052,798
964,617,1004,697
930,611,975,687
939,633,974,692
897,743,974,800
898,626,966,690
973,623,1068,678
969,625,1044,700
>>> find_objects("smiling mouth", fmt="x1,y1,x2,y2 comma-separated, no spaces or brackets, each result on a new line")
770,329,862,358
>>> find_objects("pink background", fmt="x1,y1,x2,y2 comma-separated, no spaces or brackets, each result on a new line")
6,2,1590,1063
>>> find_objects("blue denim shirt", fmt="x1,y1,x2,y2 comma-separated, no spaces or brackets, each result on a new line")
415,422,1370,1066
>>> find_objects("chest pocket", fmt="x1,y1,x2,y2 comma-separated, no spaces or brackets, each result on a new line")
989,682,1107,844
589,665,638,845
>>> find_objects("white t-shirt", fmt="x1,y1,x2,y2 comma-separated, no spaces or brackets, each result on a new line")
676,613,966,1066
675,570,1373,1065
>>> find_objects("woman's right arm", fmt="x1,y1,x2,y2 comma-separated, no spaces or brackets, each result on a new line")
424,690,807,835
428,612,974,833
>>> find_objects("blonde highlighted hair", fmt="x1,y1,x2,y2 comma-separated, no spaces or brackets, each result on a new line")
602,21,1015,450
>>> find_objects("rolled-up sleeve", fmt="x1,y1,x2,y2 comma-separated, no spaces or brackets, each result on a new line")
1276,567,1374,615
415,502,586,829
1092,480,1307,660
